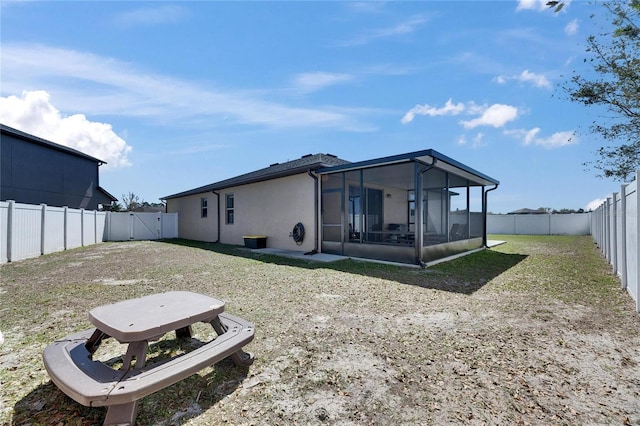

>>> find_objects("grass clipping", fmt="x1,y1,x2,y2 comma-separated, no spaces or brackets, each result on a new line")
1,235,639,425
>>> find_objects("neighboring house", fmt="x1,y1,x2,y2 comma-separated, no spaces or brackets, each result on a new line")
1,124,116,210
508,208,548,214
163,149,499,265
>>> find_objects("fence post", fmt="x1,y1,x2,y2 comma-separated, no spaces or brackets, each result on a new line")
94,210,98,244
63,206,68,250
41,204,47,255
620,184,628,290
636,171,640,312
7,200,14,262
612,193,618,275
605,198,611,262
80,208,85,247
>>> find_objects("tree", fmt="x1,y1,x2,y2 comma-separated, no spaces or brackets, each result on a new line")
122,192,141,211
108,201,123,212
561,0,640,181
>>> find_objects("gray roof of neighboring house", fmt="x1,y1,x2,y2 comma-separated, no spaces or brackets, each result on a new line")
1,123,108,165
162,153,350,200
508,208,547,214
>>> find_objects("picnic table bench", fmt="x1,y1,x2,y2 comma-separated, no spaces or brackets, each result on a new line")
43,291,255,425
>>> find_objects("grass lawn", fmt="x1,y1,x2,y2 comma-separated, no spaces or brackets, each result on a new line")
1,235,639,425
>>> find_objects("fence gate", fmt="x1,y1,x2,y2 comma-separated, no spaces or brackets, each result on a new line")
105,212,178,241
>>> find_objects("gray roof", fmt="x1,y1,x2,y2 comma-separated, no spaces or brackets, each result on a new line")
1,123,107,165
163,153,350,199
317,149,499,186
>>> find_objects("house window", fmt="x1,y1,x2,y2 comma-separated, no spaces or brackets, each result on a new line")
201,197,208,218
225,193,234,224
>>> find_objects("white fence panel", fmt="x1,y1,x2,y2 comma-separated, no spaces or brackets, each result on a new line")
82,210,96,245
66,209,83,249
44,206,66,254
106,212,132,241
0,201,108,264
624,180,638,310
488,213,590,235
0,202,175,264
550,214,591,235
11,203,42,262
161,213,179,239
487,215,516,234
591,174,639,313
516,215,550,235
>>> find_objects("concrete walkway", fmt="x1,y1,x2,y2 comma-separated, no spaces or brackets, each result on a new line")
251,248,347,263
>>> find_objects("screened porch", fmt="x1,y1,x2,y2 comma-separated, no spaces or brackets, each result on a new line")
318,150,499,265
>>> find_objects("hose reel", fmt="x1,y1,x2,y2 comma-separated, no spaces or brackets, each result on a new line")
291,222,305,245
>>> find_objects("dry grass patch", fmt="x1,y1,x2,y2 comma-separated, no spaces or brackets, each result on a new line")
1,236,639,425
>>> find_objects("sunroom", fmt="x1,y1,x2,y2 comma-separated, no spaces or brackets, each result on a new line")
317,149,499,265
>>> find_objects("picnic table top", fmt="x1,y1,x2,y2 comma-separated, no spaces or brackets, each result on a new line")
88,291,225,343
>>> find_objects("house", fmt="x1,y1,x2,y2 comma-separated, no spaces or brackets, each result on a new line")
1,124,117,210
508,208,548,214
163,149,499,265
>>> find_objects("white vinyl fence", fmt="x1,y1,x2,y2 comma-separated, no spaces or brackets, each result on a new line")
591,174,639,313
105,212,178,241
487,213,591,235
0,200,178,264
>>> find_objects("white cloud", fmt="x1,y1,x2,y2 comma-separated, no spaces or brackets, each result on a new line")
114,5,189,26
585,198,606,211
519,70,551,88
516,0,548,11
565,19,579,36
495,70,551,89
534,130,576,148
517,0,571,13
339,15,429,46
293,72,354,94
402,99,518,130
0,90,132,168
401,98,465,124
506,127,577,148
460,104,519,129
1,43,369,131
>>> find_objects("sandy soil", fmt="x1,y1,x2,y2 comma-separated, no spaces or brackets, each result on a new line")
1,237,639,425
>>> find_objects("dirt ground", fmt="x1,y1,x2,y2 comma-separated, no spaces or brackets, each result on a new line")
1,236,639,425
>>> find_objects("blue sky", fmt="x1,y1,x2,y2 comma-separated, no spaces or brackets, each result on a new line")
0,0,624,213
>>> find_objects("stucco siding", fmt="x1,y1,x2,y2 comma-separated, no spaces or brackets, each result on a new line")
220,174,316,252
167,193,218,242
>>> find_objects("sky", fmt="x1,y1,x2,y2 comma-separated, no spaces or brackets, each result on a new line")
0,0,628,213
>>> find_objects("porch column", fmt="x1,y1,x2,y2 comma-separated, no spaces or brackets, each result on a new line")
414,162,424,263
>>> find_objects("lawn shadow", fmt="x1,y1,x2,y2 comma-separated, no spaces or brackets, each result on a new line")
12,356,249,425
161,239,528,295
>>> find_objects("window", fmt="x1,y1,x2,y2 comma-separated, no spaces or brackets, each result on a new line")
201,197,208,218
225,193,234,224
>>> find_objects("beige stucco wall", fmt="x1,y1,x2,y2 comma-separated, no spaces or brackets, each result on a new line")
219,174,316,252
166,193,218,242
168,173,317,252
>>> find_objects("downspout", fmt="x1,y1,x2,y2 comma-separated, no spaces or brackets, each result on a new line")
306,169,319,255
212,190,220,243
483,184,499,247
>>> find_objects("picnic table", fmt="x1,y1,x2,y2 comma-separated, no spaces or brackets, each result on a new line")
43,291,255,425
